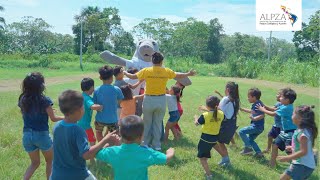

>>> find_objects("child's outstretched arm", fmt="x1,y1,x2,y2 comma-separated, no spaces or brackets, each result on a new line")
124,71,138,79
91,104,103,111
264,104,277,111
134,94,144,100
83,131,120,160
256,104,276,116
175,69,196,78
198,105,209,112
46,106,64,122
166,148,175,163
214,90,223,98
129,79,144,89
249,114,265,121
240,107,251,114
277,136,308,162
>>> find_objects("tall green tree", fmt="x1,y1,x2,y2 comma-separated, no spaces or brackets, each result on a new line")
0,5,5,30
204,18,224,63
111,27,135,56
72,6,121,54
293,10,320,62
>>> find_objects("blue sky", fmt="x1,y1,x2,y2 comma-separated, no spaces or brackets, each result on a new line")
1,0,319,42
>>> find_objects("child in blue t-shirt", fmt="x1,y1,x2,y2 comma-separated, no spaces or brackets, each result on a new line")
96,115,174,180
277,105,317,180
257,87,297,167
239,87,265,157
18,72,64,180
94,65,124,142
51,90,120,180
262,90,282,153
78,78,103,164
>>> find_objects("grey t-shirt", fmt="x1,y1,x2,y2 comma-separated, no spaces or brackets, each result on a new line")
114,80,128,88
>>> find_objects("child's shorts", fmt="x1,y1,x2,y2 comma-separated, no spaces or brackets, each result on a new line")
168,111,180,123
285,164,314,180
268,125,281,139
197,133,218,158
85,128,96,143
94,121,119,133
273,130,294,151
22,129,52,152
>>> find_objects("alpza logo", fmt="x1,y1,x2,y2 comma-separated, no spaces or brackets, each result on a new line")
260,14,286,21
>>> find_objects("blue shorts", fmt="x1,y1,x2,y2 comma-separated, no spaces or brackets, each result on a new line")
23,129,52,152
168,111,180,123
268,125,281,139
273,131,294,152
285,164,314,180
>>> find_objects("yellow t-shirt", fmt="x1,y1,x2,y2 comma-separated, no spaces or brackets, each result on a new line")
201,110,224,135
136,66,176,95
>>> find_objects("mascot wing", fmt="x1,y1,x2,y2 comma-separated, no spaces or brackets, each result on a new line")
100,50,129,67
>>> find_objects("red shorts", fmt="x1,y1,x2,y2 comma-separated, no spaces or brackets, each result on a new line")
85,128,96,143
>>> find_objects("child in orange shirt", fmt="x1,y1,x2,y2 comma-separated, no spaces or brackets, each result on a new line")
119,85,144,121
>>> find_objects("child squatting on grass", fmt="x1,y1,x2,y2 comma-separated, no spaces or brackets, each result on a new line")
51,90,120,180
19,72,64,180
195,96,224,180
277,105,318,180
96,115,175,180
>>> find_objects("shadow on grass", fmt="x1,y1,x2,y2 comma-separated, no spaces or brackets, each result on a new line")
164,136,197,149
218,165,258,180
89,161,113,179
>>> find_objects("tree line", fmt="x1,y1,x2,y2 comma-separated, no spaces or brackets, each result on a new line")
0,5,319,63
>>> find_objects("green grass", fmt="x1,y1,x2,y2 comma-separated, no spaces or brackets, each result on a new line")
0,74,319,179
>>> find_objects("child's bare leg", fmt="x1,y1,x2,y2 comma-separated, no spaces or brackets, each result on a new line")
200,158,211,176
280,173,291,180
263,136,273,153
164,122,175,142
270,144,278,167
96,130,103,142
42,148,53,180
24,150,40,180
170,126,180,140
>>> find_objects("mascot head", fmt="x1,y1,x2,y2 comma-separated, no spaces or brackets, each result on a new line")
133,39,159,62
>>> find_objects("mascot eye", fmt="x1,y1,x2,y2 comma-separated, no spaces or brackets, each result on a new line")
139,42,142,45
152,41,156,46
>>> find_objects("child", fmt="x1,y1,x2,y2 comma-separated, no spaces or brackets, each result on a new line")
164,85,181,142
18,72,64,180
113,65,128,87
119,85,144,120
51,90,120,180
78,77,103,164
94,65,124,142
173,81,185,137
262,90,282,153
277,105,317,180
239,87,265,157
96,115,175,180
257,88,297,167
194,96,224,179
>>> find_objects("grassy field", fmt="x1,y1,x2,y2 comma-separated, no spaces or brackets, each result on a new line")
0,70,319,179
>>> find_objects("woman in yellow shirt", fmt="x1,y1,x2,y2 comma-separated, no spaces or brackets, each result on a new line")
124,52,195,150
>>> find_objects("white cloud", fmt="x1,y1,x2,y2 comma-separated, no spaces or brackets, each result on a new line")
159,15,186,23
120,15,142,31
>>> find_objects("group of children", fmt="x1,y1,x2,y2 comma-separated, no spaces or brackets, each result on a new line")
19,68,317,180
194,83,318,180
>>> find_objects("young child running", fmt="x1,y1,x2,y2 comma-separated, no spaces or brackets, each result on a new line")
239,87,265,157
277,105,318,180
18,72,64,180
51,90,120,180
262,90,282,153
94,65,124,141
257,88,297,167
77,78,103,164
173,81,185,138
164,85,182,142
119,85,144,120
96,115,175,180
194,96,224,179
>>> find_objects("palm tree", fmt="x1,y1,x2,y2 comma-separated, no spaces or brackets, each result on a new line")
0,6,5,30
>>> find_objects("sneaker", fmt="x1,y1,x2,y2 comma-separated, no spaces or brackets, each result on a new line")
240,147,253,155
205,174,213,180
254,152,264,158
219,160,231,167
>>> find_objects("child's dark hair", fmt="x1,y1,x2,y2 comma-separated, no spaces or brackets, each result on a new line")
58,90,83,115
152,52,164,64
248,87,261,100
176,82,185,97
99,65,113,80
120,115,144,142
295,105,318,147
206,96,220,121
127,67,139,74
281,88,297,104
171,85,181,102
113,65,123,77
81,78,94,91
226,81,240,114
19,72,46,113
120,85,133,100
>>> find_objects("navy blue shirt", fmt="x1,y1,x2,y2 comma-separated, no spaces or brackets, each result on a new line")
18,96,53,131
51,121,90,180
250,100,265,129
